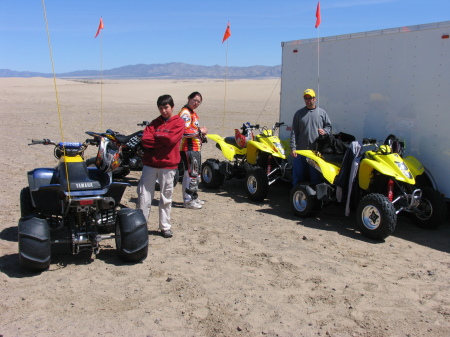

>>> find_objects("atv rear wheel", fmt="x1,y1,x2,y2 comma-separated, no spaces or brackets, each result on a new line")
20,187,35,218
356,193,396,240
115,208,149,262
18,217,51,271
246,167,269,202
201,159,224,188
410,187,447,229
291,184,320,217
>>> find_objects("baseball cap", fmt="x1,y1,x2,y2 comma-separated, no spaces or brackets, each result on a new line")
303,89,316,97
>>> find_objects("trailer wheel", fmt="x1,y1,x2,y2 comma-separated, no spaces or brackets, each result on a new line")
201,159,224,188
290,184,320,217
18,217,51,271
115,208,149,262
411,187,447,229
356,193,396,240
245,167,269,202
20,187,35,218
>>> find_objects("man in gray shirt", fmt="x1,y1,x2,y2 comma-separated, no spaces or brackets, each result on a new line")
290,88,332,185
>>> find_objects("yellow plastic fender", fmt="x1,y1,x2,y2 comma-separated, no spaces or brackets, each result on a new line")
246,140,274,165
206,134,246,161
61,155,84,163
403,155,425,178
358,152,416,190
295,150,340,184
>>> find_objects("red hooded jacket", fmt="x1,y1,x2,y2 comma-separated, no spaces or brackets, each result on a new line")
141,115,184,169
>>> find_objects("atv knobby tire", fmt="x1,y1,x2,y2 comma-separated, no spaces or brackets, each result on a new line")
356,193,396,240
411,187,447,229
245,167,269,202
290,184,320,217
18,217,51,271
201,159,224,188
115,208,149,262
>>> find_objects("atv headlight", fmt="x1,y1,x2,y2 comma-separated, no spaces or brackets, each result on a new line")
274,142,285,156
395,161,412,179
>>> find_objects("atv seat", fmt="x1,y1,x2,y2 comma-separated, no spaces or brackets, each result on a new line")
114,130,141,144
224,136,240,148
320,153,345,168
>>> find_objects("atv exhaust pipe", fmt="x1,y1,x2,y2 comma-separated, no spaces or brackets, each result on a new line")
100,197,115,210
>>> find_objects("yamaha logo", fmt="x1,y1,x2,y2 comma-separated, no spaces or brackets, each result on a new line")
75,182,94,189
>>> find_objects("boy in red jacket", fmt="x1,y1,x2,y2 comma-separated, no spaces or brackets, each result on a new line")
137,95,184,238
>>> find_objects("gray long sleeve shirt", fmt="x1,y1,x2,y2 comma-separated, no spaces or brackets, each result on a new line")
290,106,332,151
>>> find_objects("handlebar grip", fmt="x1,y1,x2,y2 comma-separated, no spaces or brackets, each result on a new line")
137,121,150,126
30,139,51,145
362,138,377,145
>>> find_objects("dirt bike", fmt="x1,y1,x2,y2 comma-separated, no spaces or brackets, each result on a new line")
85,121,149,179
290,135,447,240
18,137,149,271
85,123,183,188
201,122,291,201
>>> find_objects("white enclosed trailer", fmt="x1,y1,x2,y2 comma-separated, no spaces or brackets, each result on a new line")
279,21,450,199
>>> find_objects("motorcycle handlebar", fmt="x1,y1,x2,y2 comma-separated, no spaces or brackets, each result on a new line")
137,121,150,127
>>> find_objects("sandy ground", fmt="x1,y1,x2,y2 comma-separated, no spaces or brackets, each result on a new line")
0,78,449,337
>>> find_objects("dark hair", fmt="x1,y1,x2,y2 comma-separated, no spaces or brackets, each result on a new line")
157,94,174,108
188,91,202,101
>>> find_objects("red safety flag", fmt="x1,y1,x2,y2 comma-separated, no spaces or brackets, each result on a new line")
94,17,104,38
315,2,321,28
222,22,231,43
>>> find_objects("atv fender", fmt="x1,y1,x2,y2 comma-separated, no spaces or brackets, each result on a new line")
295,150,340,184
359,155,415,190
246,140,277,165
206,134,245,161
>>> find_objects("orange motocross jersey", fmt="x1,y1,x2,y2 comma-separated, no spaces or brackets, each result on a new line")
178,106,202,151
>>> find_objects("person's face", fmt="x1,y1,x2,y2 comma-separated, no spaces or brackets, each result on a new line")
158,104,174,119
304,95,316,108
188,95,202,110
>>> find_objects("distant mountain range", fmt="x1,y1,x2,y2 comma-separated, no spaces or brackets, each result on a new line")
0,62,281,79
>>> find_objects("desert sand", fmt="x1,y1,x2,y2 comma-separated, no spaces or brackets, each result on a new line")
0,77,449,336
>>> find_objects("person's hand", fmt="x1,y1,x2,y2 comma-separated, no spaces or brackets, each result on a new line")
199,126,208,135
318,128,325,135
291,150,297,157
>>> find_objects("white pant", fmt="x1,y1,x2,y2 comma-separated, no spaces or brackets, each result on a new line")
137,165,175,231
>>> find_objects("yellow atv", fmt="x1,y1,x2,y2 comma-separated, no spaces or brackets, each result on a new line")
201,122,291,201
291,136,446,240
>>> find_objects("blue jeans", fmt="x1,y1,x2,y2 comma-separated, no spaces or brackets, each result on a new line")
292,155,323,186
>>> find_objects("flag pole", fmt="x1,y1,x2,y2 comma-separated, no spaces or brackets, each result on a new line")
100,30,103,130
223,40,228,134
315,2,321,109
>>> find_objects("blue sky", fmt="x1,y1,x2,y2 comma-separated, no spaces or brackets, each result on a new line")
1,0,449,73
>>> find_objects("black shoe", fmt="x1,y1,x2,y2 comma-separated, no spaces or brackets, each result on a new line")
161,229,173,238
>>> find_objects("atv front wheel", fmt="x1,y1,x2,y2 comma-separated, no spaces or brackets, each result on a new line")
246,167,269,202
290,184,320,217
356,193,396,240
410,187,447,229
201,159,224,188
18,217,51,271
115,208,149,262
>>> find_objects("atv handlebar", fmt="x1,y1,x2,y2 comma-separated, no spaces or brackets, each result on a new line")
137,121,150,127
30,139,54,146
362,138,378,146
